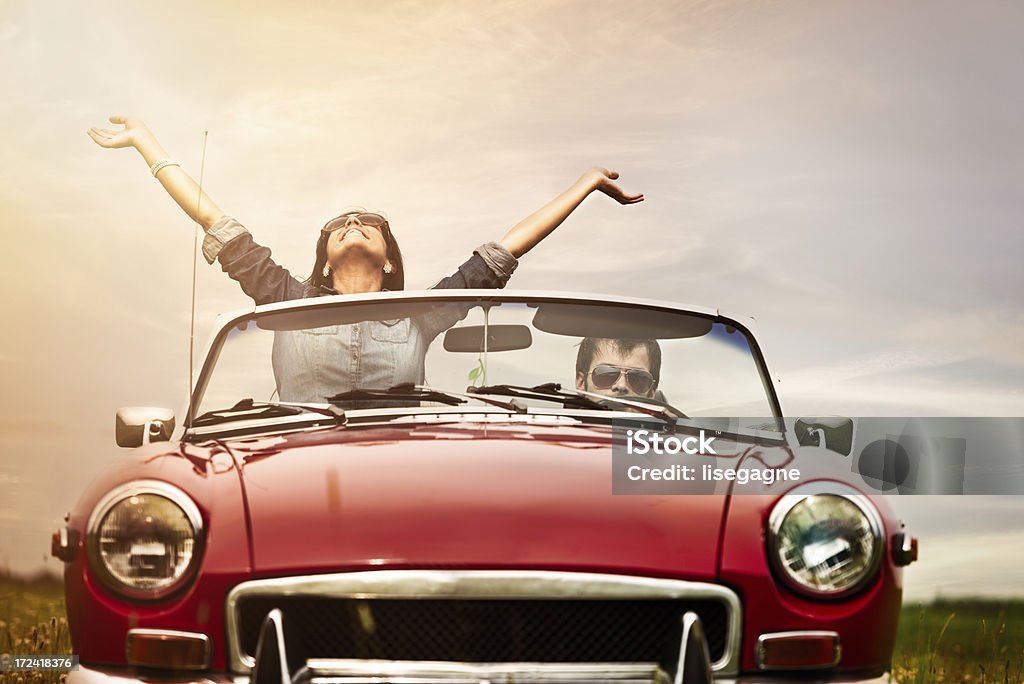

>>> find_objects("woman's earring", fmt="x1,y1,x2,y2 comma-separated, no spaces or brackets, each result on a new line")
383,262,393,274
323,265,331,278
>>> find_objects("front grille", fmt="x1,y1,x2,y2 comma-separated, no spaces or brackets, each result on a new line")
237,597,729,664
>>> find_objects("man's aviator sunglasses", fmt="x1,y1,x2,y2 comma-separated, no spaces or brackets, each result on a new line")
590,364,655,395
322,213,389,235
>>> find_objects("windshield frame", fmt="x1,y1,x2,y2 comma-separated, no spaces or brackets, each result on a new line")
183,289,785,435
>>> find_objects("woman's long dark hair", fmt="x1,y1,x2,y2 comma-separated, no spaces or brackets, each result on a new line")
306,215,405,292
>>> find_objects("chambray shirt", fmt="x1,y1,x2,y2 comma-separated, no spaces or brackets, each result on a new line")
204,216,517,403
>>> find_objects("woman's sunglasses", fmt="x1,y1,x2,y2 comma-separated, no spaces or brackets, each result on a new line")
589,364,655,395
322,213,389,235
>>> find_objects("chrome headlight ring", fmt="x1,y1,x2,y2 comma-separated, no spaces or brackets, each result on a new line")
767,482,884,599
86,480,204,601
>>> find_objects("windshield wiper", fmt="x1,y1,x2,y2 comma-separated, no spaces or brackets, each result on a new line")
326,383,467,407
332,384,528,413
571,388,681,424
192,397,346,428
470,383,680,425
468,382,608,411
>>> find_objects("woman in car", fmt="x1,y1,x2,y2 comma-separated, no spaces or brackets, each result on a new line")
88,115,643,402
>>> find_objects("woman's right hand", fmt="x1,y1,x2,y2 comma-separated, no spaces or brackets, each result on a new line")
85,115,224,230
87,115,150,149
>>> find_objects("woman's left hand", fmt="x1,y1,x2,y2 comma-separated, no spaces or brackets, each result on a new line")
498,166,644,257
582,167,644,204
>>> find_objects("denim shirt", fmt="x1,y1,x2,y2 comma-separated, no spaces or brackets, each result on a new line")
204,217,517,403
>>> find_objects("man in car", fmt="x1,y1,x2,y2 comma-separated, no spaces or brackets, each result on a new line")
575,338,661,398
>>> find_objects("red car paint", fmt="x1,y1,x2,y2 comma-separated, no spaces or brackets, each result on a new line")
62,422,904,676
58,292,908,681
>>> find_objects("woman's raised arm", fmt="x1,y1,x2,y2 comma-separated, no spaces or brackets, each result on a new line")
87,116,225,230
498,167,643,258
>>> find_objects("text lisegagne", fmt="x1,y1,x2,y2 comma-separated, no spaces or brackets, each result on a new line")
626,463,800,485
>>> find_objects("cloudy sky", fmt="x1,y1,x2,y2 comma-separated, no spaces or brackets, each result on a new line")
0,1,1022,599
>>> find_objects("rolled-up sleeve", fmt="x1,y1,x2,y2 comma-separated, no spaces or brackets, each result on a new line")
416,243,521,341
202,215,250,264
208,216,308,305
474,242,518,283
431,242,519,290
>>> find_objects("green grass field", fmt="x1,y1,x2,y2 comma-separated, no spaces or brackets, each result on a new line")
895,600,1024,683
0,573,70,684
1,573,1021,683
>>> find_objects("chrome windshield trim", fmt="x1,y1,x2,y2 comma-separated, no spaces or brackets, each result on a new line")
185,405,524,439
191,411,787,450
191,406,785,445
221,289,721,321
225,570,741,676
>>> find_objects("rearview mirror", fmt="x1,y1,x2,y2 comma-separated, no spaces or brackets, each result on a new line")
116,407,176,448
443,324,533,352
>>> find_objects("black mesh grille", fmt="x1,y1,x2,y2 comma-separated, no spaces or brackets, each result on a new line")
237,597,729,664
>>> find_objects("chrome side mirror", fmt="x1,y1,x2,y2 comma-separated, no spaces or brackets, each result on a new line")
115,407,176,448
795,416,854,456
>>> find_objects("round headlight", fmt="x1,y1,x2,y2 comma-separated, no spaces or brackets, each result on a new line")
767,483,883,598
87,480,203,600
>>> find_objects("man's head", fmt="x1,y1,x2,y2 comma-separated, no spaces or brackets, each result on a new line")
575,338,661,397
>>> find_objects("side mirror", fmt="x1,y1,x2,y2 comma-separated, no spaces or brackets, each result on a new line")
795,416,854,456
116,407,176,448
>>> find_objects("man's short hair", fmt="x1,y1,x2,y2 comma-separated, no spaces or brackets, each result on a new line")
575,338,662,388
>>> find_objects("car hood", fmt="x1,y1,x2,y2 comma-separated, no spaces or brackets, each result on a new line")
222,420,728,580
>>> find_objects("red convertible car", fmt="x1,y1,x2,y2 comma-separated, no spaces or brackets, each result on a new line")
55,291,916,684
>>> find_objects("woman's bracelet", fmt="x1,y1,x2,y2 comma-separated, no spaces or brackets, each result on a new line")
150,158,181,177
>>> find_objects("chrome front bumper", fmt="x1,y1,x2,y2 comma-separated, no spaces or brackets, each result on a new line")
226,570,742,675
298,659,669,683
67,664,892,684
66,571,887,684
66,668,235,684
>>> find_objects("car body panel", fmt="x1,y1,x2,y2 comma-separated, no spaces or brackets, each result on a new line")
717,446,904,675
57,291,906,681
62,441,248,669
227,422,725,578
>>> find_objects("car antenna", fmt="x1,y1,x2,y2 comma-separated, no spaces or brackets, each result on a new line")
188,130,209,400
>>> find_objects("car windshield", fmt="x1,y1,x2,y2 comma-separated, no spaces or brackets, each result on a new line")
191,293,780,435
